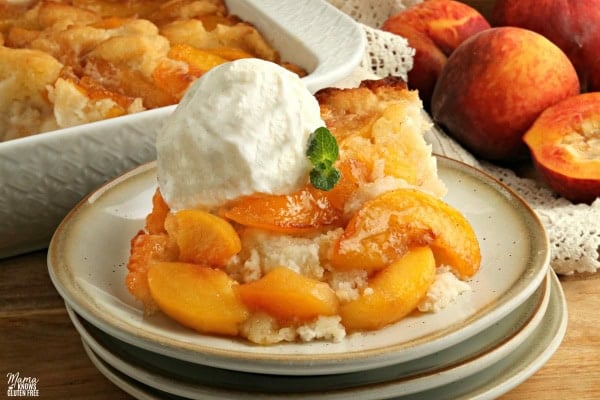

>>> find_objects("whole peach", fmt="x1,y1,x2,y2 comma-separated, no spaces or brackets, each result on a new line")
382,0,490,108
383,24,447,109
523,92,600,204
492,0,600,92
431,27,580,163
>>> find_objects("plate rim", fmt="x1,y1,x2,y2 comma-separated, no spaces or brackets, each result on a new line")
76,269,567,400
66,272,551,397
47,156,551,375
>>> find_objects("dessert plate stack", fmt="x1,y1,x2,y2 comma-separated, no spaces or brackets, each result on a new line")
48,157,567,399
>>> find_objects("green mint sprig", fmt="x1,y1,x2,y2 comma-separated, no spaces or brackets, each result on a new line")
306,127,341,191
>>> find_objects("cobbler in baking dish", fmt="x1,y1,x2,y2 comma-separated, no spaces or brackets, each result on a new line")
0,0,304,141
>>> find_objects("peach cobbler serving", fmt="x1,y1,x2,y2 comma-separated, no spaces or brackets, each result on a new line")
125,59,481,345
0,0,304,141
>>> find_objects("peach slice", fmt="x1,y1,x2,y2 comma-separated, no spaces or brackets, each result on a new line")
205,46,254,61
126,231,178,313
324,158,369,212
145,188,170,234
71,75,137,112
167,43,229,76
331,189,481,278
196,15,241,31
151,58,195,101
152,44,232,100
220,188,343,233
340,246,436,331
164,209,241,266
219,159,367,231
84,57,177,109
147,262,249,336
523,92,600,204
237,267,340,323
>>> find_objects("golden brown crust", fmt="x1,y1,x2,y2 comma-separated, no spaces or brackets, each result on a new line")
0,0,302,141
315,76,411,143
315,76,447,199
315,76,408,103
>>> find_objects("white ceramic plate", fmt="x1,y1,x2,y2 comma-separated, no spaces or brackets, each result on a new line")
0,0,364,259
78,270,567,400
67,272,550,397
48,157,550,375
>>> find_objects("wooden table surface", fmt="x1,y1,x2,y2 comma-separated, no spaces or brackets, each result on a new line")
0,249,598,399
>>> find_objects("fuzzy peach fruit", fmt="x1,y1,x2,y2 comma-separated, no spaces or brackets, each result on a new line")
382,0,490,107
381,23,447,108
492,0,600,92
523,92,600,204
431,27,580,163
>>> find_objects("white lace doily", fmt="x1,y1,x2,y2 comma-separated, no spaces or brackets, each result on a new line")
328,0,600,274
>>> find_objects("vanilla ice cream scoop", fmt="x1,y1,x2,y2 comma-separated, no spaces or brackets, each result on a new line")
156,58,325,210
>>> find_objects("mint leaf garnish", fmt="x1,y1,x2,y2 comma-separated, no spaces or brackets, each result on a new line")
306,127,341,191
310,167,341,192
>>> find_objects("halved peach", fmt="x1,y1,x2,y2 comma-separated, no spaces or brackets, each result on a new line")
147,262,249,336
340,246,436,331
237,267,339,323
331,189,481,278
164,209,241,266
523,92,600,204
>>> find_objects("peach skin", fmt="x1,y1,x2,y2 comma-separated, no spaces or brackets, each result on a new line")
431,27,580,163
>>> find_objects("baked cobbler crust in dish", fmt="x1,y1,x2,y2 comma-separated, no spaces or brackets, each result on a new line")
0,0,303,141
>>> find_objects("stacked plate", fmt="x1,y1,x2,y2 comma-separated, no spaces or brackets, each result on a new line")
48,157,568,400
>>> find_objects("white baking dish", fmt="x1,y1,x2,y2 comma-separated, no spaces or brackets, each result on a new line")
0,0,364,258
